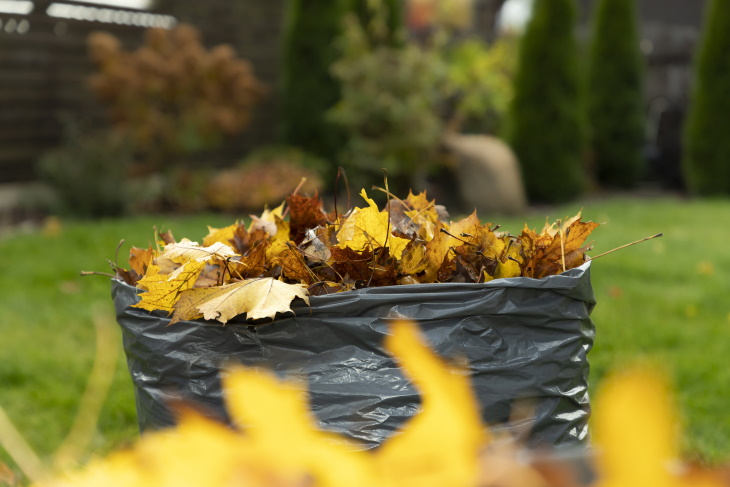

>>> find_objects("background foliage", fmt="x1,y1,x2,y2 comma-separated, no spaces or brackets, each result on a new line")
586,0,646,188
87,24,265,172
328,5,449,193
682,0,730,196
444,35,518,135
506,0,586,204
37,118,132,218
278,0,355,172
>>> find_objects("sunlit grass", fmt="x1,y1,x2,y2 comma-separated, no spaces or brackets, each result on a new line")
0,195,728,471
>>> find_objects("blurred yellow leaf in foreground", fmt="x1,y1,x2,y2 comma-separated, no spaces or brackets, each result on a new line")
24,323,728,487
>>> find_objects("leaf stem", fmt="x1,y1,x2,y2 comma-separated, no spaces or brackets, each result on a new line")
80,271,116,278
558,219,566,273
588,233,663,260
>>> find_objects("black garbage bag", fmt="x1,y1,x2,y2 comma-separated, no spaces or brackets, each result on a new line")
112,261,596,449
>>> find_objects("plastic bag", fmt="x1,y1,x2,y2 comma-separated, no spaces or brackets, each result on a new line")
112,261,596,449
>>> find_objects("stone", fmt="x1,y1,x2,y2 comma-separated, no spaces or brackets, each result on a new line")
442,133,527,216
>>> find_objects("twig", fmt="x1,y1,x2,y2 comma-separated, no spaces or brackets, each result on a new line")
113,239,125,268
332,167,351,227
558,218,566,273
54,306,120,470
440,228,478,246
588,233,663,260
0,408,45,484
80,271,116,278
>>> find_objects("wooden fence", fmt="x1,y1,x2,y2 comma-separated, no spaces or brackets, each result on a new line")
0,0,284,183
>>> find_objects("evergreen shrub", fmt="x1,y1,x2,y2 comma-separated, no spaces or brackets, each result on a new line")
683,0,730,195
587,0,646,188
506,0,586,204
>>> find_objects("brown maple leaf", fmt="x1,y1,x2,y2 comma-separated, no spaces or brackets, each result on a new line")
238,239,270,279
274,245,315,285
520,212,599,279
368,248,399,287
230,224,269,256
329,246,373,283
129,246,154,278
287,193,328,245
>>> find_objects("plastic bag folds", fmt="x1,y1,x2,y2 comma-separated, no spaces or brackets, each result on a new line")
112,261,596,449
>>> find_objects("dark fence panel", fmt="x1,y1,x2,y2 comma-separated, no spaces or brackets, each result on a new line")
0,0,284,183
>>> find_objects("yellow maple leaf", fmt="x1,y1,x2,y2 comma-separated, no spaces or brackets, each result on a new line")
41,411,262,487
402,191,442,241
592,367,724,487
202,224,239,247
399,240,428,275
264,238,289,264
421,221,452,283
376,321,486,487
491,236,522,280
223,368,378,487
336,189,410,260
195,278,309,323
132,260,206,314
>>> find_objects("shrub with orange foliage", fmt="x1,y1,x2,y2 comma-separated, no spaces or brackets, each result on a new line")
87,24,266,171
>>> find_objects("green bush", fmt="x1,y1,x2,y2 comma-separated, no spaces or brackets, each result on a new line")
683,0,730,195
37,119,132,218
505,0,586,204
445,35,518,134
328,5,450,193
353,0,403,46
587,0,645,188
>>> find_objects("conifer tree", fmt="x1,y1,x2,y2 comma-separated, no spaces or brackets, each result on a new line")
506,0,585,203
587,0,645,188
683,0,730,195
279,0,403,167
279,0,352,161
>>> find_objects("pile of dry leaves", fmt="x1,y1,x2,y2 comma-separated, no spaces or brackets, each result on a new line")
113,188,599,324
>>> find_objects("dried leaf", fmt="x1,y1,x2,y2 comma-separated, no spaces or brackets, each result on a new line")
287,193,328,245
128,246,154,277
160,239,238,264
238,240,270,279
420,222,453,283
592,368,689,487
223,367,378,487
196,278,309,323
133,260,207,314
300,228,332,264
336,189,410,260
274,246,315,285
376,321,486,487
170,287,219,324
202,224,239,247
399,239,428,276
520,212,599,279
329,247,373,283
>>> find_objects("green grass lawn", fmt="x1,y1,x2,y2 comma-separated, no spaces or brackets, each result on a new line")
0,195,728,476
